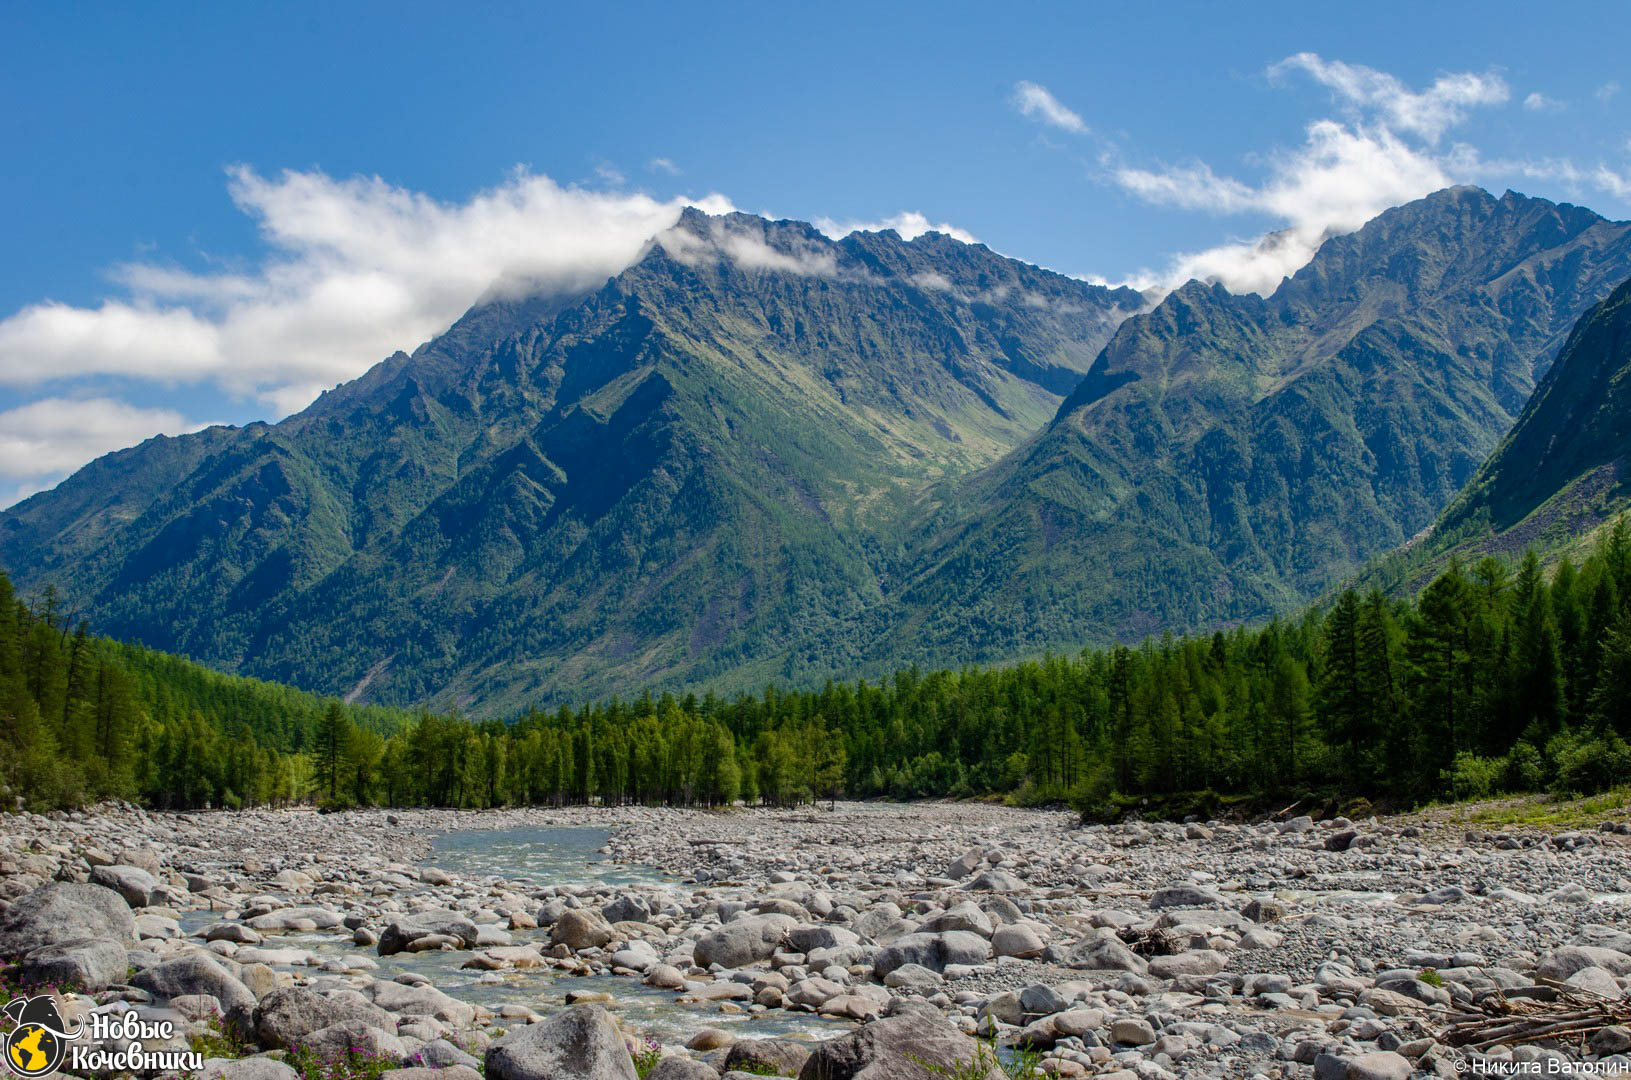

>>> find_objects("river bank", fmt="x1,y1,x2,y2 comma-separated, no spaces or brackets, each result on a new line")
3,800,1631,1079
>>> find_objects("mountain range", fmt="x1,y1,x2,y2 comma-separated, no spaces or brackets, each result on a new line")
3,186,1629,712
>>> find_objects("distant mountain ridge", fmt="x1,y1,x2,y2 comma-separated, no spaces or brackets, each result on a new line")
4,187,1630,713
0,211,1140,711
830,187,1631,673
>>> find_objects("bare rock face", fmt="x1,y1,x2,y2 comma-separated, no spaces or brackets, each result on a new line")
0,882,136,955
485,1005,637,1080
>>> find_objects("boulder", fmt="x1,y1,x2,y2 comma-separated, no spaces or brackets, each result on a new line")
0,882,135,955
89,864,161,907
1065,932,1148,973
797,1009,1001,1080
197,1058,302,1080
694,915,797,969
246,907,345,933
485,1004,637,1080
1147,949,1228,979
724,1039,812,1076
602,895,651,924
1313,1052,1411,1080
646,1058,719,1080
551,910,616,952
379,912,480,956
966,871,1024,893
131,952,254,1012
1536,946,1631,981
301,1020,408,1063
991,925,1045,959
383,1070,484,1080
19,936,128,991
1149,885,1225,909
255,986,394,1049
368,981,477,1027
918,903,993,938
873,932,990,978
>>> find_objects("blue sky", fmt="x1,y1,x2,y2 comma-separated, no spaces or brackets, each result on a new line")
2,0,1629,505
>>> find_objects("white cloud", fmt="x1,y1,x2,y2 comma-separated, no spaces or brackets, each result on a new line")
0,397,214,507
1011,81,1087,134
0,168,735,417
812,211,978,244
648,157,681,175
1453,150,1631,204
1598,81,1621,102
1523,91,1564,112
1113,117,1456,295
1269,53,1507,143
593,161,626,186
1101,54,1523,296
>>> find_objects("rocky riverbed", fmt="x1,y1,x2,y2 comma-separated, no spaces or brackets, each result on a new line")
4,800,1631,1080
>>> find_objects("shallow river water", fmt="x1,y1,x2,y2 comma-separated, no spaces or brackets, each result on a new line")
192,825,852,1045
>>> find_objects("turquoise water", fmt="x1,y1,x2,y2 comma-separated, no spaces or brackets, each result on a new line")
425,826,662,889
192,826,851,1045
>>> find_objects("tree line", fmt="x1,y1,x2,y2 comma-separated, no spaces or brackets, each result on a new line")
3,517,1630,815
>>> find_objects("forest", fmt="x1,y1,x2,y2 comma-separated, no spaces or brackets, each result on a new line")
3,517,1629,817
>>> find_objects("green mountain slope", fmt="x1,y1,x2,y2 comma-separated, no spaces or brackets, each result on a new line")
852,188,1631,670
1371,275,1631,587
0,212,1139,712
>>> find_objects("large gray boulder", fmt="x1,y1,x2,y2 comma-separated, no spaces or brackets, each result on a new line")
1065,930,1148,973
1150,885,1226,909
872,932,990,978
1536,946,1631,981
131,952,255,1012
254,986,395,1050
694,915,797,969
799,1008,1001,1080
485,1004,637,1080
0,882,136,956
198,1059,301,1080
645,1058,719,1080
89,864,162,907
379,912,480,956
551,910,615,951
301,1020,408,1063
19,936,129,991
724,1039,813,1076
367,980,477,1027
601,895,651,925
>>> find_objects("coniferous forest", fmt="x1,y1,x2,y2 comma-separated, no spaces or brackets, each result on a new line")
4,515,1629,818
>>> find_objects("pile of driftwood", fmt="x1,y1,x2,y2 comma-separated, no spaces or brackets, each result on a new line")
1439,982,1631,1053
1118,925,1182,957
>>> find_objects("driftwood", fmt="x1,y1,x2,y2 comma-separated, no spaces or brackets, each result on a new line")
1439,981,1631,1052
1118,925,1182,957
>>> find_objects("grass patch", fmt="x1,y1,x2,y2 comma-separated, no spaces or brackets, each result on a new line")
1449,788,1631,829
188,1010,252,1060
